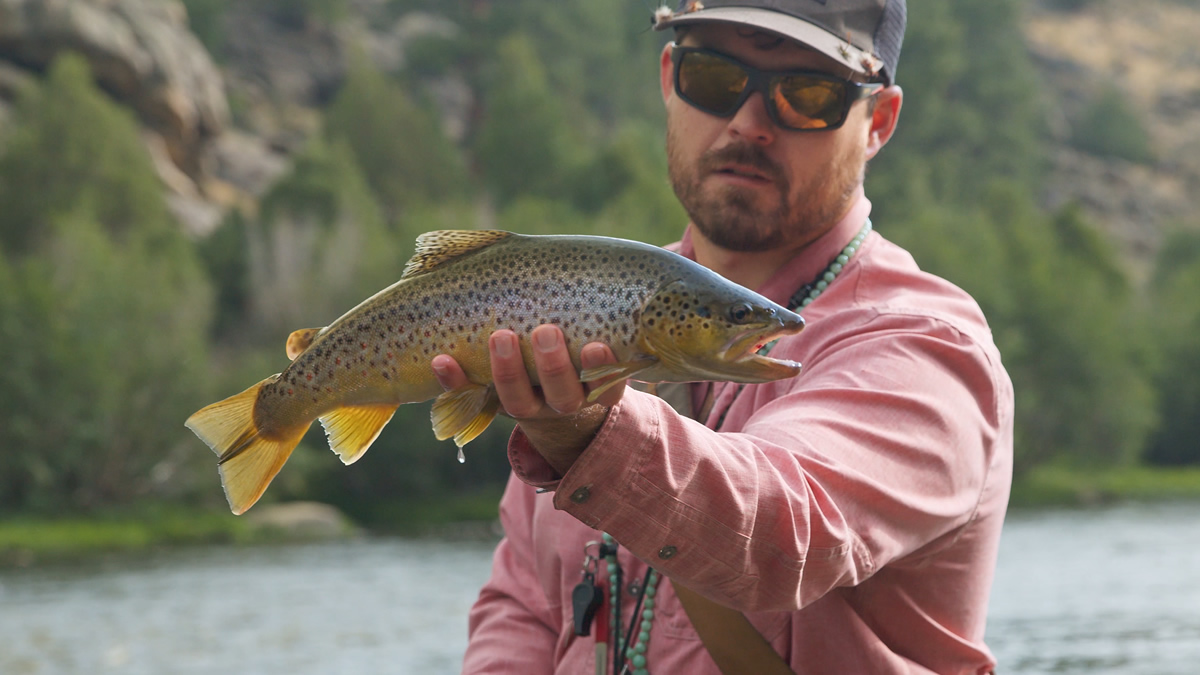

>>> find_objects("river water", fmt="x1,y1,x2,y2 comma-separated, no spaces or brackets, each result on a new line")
1,502,1197,674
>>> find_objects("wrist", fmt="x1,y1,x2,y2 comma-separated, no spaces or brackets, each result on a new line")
518,403,611,476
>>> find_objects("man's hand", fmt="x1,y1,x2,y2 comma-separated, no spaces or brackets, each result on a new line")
431,324,625,476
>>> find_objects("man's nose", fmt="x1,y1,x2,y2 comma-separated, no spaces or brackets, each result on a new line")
726,91,776,146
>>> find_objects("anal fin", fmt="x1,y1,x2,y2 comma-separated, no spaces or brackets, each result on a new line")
580,358,657,402
431,383,501,448
318,404,399,465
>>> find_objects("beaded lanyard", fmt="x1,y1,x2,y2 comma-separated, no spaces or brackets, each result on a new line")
591,219,873,675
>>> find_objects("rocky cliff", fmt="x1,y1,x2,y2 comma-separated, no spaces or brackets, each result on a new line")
1026,0,1200,278
0,0,1196,273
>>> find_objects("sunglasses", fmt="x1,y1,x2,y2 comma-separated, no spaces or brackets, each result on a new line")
670,45,883,131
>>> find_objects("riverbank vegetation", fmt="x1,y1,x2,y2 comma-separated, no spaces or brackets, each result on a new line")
1,0,1198,554
3,466,1199,566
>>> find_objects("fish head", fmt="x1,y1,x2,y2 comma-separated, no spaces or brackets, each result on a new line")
636,279,806,383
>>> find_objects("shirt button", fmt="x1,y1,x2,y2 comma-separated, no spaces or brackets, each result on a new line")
569,486,591,504
658,545,678,560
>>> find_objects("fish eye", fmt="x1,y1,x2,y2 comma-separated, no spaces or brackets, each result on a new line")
727,303,753,323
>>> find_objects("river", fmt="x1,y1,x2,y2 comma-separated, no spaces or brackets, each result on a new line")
1,502,1196,674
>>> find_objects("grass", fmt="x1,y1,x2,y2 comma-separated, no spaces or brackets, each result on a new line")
0,490,503,567
4,467,1197,565
1010,464,1200,508
0,504,255,566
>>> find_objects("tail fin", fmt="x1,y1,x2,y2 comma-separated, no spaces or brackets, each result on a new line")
185,375,310,515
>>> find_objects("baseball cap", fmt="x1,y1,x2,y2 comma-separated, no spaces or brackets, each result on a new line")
652,0,906,86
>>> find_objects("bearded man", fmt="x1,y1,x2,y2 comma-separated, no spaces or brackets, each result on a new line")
437,2,1013,673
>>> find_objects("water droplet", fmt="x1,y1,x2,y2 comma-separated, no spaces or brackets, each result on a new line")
457,447,466,464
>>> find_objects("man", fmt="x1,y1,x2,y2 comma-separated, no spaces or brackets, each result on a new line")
436,1,1013,673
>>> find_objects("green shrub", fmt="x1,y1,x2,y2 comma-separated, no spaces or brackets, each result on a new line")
1070,85,1155,163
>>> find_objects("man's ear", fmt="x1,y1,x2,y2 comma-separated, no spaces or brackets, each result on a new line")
660,42,675,104
865,85,902,161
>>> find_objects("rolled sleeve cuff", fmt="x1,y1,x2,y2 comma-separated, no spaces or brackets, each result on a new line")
506,392,663,529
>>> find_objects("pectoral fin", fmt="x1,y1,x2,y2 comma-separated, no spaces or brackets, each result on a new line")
580,358,657,402
318,404,399,465
431,383,501,448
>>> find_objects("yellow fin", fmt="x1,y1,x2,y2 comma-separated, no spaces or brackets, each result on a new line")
285,327,323,360
318,404,398,465
185,374,310,514
401,230,513,278
431,383,501,448
580,358,657,402
217,427,309,515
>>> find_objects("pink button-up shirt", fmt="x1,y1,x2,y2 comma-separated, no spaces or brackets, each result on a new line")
462,195,1014,674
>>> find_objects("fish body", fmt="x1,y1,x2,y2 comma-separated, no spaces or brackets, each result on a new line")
186,230,805,513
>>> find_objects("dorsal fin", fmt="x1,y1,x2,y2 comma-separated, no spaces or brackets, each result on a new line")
401,230,514,278
285,327,324,360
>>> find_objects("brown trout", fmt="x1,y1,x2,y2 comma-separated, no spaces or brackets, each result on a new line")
186,230,805,514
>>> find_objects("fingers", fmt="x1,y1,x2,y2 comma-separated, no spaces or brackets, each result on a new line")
431,354,469,391
439,326,623,419
531,326,587,415
488,329,544,418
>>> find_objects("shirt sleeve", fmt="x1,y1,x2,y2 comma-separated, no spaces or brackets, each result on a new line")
507,309,1008,613
462,473,559,674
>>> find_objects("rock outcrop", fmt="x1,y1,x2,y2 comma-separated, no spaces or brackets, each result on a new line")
0,0,317,235
1026,1,1200,277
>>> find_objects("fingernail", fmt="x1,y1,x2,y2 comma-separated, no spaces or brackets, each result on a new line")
533,328,558,353
493,333,515,358
580,343,607,368
431,357,450,377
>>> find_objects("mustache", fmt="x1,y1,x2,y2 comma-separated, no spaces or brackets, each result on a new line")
699,144,784,183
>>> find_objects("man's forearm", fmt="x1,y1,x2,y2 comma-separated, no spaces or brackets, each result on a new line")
517,403,611,476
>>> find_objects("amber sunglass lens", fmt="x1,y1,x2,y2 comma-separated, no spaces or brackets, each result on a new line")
773,77,844,129
679,52,748,115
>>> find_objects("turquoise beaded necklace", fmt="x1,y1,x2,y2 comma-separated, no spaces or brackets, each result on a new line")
598,219,872,675
788,218,872,312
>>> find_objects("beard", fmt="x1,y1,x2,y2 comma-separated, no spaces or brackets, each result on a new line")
667,123,864,253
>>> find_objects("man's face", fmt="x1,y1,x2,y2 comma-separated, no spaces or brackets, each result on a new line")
662,24,878,253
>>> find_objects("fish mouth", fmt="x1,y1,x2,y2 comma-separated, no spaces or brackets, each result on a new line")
718,320,806,373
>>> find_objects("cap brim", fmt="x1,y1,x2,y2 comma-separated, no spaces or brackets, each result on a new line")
654,7,877,80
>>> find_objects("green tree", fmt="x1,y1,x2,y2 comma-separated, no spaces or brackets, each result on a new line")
324,54,469,219
870,0,1048,229
984,190,1156,472
0,54,215,510
0,55,171,255
473,33,587,206
1144,229,1200,465
1070,85,1155,164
